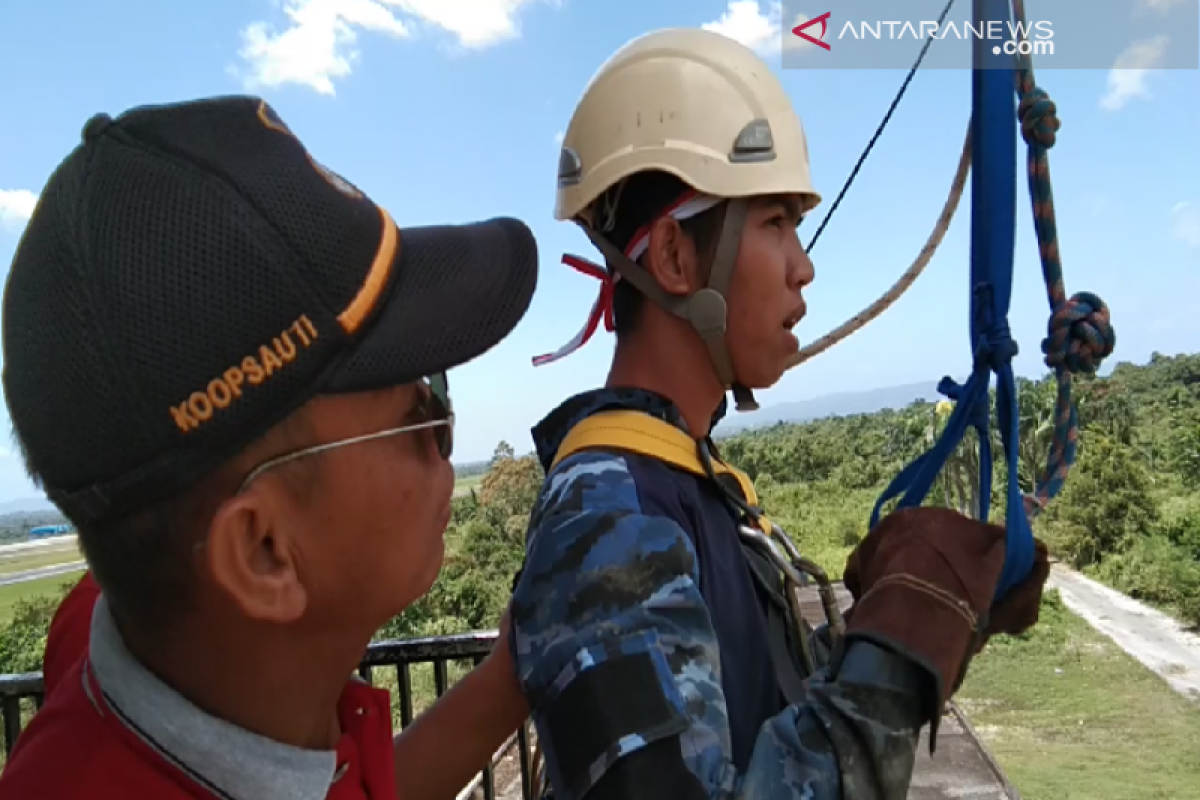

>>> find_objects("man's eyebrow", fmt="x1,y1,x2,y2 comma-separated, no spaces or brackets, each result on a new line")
759,194,803,222
779,196,803,222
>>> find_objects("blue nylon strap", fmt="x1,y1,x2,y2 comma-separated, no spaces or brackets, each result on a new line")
870,0,1034,601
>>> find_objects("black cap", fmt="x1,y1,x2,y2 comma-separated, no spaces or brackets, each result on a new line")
2,95,538,526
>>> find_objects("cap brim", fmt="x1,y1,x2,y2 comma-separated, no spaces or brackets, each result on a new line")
326,216,538,393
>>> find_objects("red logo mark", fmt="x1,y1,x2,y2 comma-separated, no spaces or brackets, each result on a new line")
792,11,832,50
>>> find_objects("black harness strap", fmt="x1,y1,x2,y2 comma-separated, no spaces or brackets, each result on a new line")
740,542,811,704
706,465,814,704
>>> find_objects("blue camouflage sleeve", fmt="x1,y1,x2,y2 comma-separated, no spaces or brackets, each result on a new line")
509,451,930,800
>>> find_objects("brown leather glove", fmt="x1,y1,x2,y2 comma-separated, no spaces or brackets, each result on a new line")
842,507,1051,712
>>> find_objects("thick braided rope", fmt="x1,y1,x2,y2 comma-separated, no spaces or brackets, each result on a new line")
786,0,965,371
1012,0,1116,522
787,125,972,369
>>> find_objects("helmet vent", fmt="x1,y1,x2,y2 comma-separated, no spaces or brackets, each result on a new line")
558,146,583,186
730,119,776,163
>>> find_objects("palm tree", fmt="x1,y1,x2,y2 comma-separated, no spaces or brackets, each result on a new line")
932,397,990,519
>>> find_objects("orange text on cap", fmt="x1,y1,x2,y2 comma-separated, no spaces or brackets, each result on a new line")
169,315,319,434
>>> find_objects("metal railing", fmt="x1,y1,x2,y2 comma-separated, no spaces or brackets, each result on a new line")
0,631,536,800
0,672,41,758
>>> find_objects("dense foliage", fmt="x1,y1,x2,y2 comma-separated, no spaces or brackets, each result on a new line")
376,350,1200,643
722,351,1200,626
1,351,1197,677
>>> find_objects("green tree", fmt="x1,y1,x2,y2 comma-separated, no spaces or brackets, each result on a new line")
0,583,74,675
1171,407,1200,488
491,440,516,464
1041,435,1159,568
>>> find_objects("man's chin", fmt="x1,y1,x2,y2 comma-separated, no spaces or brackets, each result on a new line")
384,541,447,619
737,362,789,393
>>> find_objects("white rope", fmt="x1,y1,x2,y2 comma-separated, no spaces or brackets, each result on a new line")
786,123,973,371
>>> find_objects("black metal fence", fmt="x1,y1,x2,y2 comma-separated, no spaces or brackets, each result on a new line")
0,631,537,800
0,672,41,759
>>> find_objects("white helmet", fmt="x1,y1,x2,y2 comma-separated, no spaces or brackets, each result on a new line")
537,27,821,412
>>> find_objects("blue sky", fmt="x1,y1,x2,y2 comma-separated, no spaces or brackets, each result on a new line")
0,0,1196,504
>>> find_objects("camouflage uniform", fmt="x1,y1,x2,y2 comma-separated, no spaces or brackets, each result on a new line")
509,389,932,800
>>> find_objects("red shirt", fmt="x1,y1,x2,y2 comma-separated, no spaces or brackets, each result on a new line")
0,573,398,800
41,571,101,697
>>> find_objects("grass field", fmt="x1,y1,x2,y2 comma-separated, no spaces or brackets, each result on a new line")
0,572,82,624
453,473,483,497
959,590,1200,800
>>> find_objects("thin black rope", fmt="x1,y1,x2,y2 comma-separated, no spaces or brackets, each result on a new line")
805,0,959,253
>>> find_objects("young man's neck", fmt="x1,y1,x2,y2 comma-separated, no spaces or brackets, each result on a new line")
606,313,725,439
117,609,368,751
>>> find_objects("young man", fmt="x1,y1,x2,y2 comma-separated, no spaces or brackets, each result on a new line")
0,95,537,800
508,28,1051,800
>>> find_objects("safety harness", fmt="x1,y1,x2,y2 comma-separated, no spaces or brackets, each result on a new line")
550,409,820,704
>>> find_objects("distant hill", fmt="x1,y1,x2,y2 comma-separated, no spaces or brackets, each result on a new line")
713,379,944,437
0,508,67,525
450,380,951,468
0,495,56,515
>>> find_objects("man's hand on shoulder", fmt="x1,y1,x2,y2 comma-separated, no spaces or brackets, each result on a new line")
485,605,529,720
391,604,529,800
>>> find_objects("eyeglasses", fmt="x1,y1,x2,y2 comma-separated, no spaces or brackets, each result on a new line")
237,373,454,493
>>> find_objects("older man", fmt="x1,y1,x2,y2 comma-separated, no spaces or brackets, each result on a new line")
0,95,537,800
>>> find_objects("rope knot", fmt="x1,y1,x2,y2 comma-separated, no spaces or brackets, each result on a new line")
974,321,1019,372
937,377,989,429
1041,291,1115,375
1018,86,1059,148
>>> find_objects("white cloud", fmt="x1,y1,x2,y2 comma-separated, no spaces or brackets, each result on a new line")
1100,36,1169,111
703,0,778,54
554,130,564,144
1171,201,1200,247
1138,0,1188,13
701,1,817,58
238,0,543,96
0,189,37,231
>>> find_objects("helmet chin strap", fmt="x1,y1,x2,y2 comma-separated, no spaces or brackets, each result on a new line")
580,197,760,413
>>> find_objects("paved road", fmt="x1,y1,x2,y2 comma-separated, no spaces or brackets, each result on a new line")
1048,564,1200,701
0,560,86,588
0,534,78,557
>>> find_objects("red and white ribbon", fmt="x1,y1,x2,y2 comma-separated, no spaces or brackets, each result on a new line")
532,191,724,367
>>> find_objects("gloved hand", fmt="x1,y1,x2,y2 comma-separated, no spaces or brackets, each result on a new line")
841,507,1051,713
976,536,1051,646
